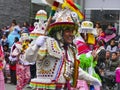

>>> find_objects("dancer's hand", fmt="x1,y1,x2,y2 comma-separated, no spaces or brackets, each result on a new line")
35,36,47,47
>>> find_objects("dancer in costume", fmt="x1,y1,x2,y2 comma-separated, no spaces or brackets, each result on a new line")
75,21,102,90
15,33,31,90
29,9,48,80
78,51,101,90
9,33,31,90
24,8,101,90
78,21,97,50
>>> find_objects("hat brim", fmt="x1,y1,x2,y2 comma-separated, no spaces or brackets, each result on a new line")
48,22,78,36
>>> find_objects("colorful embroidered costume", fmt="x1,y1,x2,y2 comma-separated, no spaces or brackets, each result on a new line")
24,8,101,90
14,33,31,90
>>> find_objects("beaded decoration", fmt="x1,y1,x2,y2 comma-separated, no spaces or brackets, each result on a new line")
47,38,62,59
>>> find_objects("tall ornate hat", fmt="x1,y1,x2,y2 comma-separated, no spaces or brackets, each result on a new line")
30,10,47,40
78,21,94,33
48,9,79,38
29,22,47,40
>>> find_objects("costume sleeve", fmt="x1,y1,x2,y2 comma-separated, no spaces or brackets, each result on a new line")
24,44,39,63
78,67,101,83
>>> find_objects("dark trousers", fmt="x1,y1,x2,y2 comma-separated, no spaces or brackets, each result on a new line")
10,69,17,85
30,64,36,79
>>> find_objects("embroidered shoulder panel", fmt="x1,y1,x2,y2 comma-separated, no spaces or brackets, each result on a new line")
46,38,62,59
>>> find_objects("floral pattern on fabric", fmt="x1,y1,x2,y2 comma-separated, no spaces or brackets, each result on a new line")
16,64,30,90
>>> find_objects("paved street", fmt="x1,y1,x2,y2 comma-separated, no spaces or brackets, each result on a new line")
5,84,32,90
5,83,118,90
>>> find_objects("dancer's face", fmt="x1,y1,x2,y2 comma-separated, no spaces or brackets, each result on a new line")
63,29,74,44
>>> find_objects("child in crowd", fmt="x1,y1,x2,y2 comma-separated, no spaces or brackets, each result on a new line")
106,39,118,53
0,34,8,46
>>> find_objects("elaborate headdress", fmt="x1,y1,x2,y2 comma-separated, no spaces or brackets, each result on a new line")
29,10,47,40
46,0,85,41
48,9,79,41
79,21,94,33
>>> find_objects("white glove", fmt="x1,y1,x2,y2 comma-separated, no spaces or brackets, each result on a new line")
92,78,102,86
35,36,47,47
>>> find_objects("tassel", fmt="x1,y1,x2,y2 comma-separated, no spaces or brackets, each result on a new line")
44,1,60,35
50,1,59,17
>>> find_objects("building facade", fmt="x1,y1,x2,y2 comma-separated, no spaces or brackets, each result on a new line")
0,0,31,28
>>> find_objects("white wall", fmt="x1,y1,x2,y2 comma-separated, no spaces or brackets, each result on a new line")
32,0,47,5
85,0,120,10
